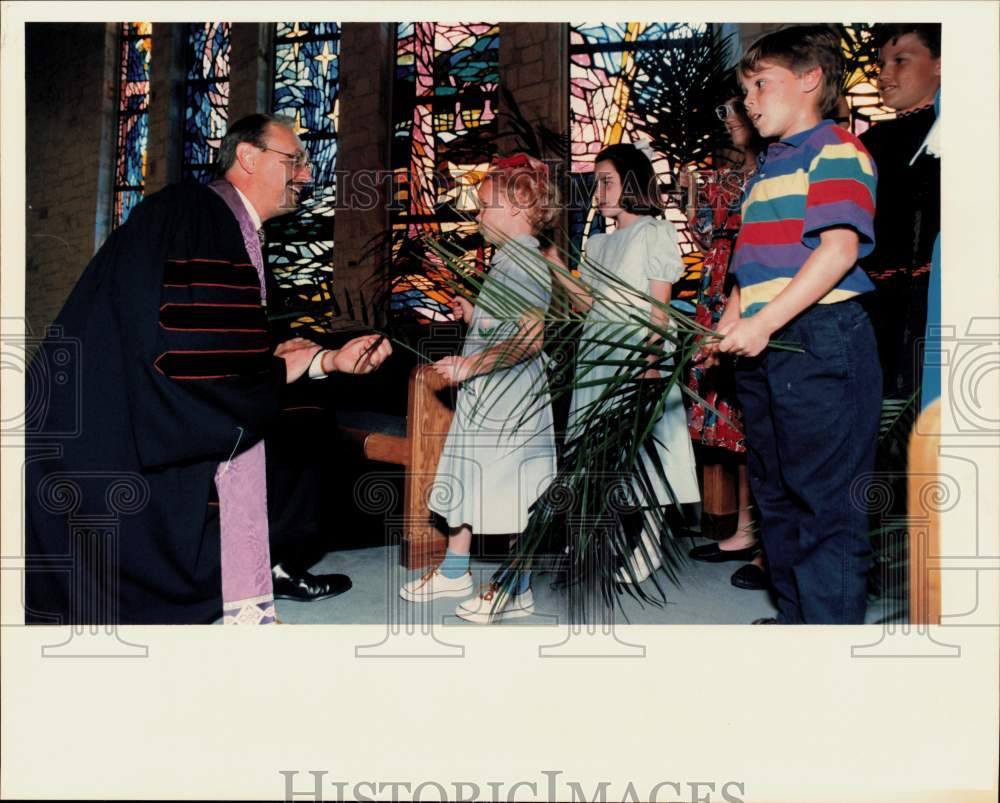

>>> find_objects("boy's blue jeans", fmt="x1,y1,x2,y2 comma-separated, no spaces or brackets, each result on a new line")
734,298,882,624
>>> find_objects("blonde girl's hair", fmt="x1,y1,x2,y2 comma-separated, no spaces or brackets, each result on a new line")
485,153,562,236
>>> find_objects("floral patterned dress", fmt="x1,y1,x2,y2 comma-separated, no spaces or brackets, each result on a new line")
685,165,754,454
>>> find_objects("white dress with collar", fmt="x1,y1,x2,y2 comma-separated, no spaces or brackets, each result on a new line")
569,216,700,507
429,235,557,534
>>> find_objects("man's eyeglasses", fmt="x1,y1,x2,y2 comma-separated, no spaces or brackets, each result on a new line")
258,144,312,172
715,101,746,121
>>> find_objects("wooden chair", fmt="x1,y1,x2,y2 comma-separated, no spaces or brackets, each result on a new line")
340,365,763,568
339,364,454,569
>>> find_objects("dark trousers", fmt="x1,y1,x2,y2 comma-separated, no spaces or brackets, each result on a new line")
267,443,326,574
266,395,341,575
734,298,882,624
860,271,930,399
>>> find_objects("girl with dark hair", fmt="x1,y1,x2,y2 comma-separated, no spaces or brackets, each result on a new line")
552,142,700,584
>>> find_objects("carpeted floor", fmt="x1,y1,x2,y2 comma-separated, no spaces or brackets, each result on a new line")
274,537,905,626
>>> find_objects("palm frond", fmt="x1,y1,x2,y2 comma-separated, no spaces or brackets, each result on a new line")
628,27,738,181
422,227,804,615
878,393,918,445
495,85,570,161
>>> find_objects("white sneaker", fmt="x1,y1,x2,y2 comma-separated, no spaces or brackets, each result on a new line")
399,566,473,603
614,531,663,584
455,584,535,624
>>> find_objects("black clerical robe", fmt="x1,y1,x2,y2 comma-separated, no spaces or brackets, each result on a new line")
860,105,940,398
25,182,285,625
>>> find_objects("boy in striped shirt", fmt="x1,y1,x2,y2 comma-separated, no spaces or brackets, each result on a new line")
703,25,882,624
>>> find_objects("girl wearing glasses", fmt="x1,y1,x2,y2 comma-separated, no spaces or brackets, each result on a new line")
684,95,768,591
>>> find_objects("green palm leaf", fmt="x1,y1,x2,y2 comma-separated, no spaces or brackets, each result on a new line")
419,223,803,615
628,26,738,182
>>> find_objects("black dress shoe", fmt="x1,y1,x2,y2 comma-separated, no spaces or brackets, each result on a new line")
751,617,778,625
731,562,768,590
272,566,352,602
688,541,761,563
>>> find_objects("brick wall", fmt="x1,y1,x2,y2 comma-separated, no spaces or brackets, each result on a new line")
25,22,117,341
328,22,394,332
229,23,272,120
499,22,567,141
146,23,185,195
498,23,569,245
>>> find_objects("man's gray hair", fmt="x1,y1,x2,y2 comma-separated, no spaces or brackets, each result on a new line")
215,113,296,176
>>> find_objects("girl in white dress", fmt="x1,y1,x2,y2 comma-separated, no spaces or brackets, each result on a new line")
552,143,700,583
399,153,559,622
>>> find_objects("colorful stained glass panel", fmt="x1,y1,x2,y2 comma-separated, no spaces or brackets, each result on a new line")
266,22,340,332
182,22,231,184
390,22,500,324
113,22,152,227
841,23,897,135
569,22,706,310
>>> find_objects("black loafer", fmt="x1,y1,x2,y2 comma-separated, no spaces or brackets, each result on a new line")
688,541,761,563
731,562,768,590
272,568,352,602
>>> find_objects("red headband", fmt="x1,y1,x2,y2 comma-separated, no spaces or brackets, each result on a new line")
491,153,549,179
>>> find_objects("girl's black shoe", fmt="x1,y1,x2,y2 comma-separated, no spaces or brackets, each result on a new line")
688,541,761,563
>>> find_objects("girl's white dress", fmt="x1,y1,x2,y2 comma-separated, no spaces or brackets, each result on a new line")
569,216,701,507
429,234,557,534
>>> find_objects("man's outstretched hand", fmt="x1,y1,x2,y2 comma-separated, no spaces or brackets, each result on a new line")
275,334,392,381
330,334,393,375
275,337,322,383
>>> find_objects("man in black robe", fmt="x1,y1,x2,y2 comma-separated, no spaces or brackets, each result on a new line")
25,114,391,624
859,24,941,400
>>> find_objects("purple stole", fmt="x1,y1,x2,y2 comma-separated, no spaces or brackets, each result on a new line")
208,179,276,625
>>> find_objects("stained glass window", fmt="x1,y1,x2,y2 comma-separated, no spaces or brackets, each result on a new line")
113,22,152,227
182,22,231,184
841,23,897,135
569,23,711,313
266,22,340,332
390,22,500,324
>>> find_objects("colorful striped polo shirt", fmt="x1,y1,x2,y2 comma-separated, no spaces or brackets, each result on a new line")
731,119,878,318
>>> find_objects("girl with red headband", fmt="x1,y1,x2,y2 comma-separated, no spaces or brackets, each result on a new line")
399,153,560,623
